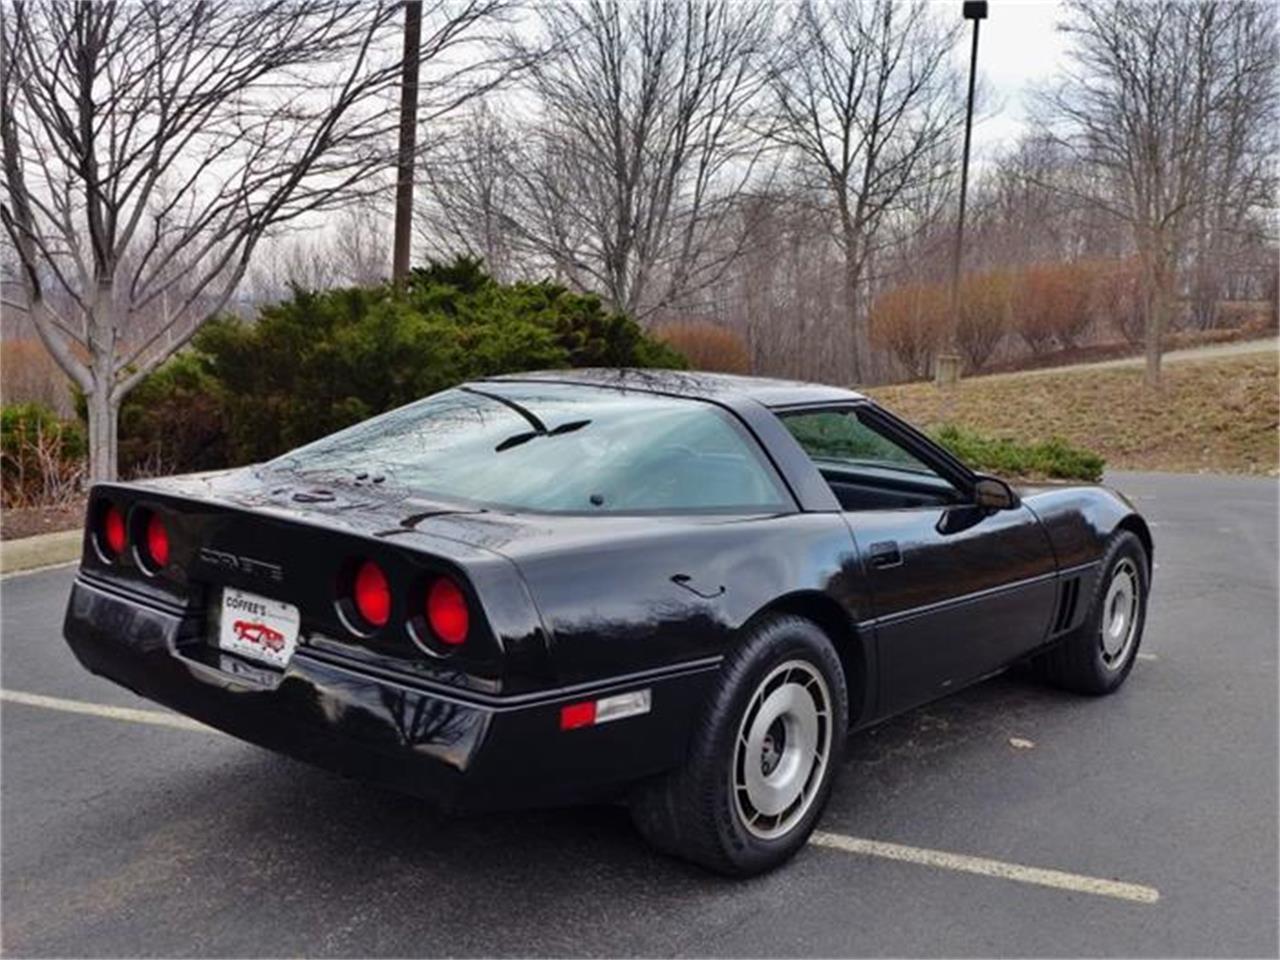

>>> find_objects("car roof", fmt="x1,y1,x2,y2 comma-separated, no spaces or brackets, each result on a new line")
477,368,867,408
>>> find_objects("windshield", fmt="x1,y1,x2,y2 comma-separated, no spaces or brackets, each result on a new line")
266,382,791,514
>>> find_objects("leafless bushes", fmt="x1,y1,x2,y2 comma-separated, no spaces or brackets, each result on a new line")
652,322,751,373
868,268,1013,377
868,283,946,381
1,406,85,508
1090,258,1146,346
869,257,1230,379
1015,261,1098,355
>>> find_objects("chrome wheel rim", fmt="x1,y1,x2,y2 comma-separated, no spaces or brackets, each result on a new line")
731,660,832,840
1100,558,1140,668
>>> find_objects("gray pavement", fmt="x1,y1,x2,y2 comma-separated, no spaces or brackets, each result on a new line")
1,471,1276,957
991,336,1277,379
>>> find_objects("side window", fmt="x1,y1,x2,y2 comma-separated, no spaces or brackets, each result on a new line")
782,410,934,474
780,407,960,510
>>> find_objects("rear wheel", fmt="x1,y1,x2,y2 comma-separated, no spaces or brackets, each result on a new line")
629,614,848,876
1035,530,1149,695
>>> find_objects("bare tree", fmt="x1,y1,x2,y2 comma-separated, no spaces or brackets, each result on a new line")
494,0,775,318
417,102,521,280
1,0,510,480
1040,0,1278,386
765,0,961,383
244,205,392,305
1186,4,1279,330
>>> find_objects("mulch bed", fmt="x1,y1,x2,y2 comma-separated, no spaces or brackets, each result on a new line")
1,499,87,541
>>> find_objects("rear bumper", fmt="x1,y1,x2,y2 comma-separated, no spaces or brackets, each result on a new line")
63,575,719,812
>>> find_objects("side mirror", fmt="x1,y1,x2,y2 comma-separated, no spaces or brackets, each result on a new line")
973,475,1019,511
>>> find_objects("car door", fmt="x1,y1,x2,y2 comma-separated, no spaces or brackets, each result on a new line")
776,404,1057,719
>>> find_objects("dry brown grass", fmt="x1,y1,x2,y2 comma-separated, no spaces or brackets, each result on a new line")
868,353,1279,475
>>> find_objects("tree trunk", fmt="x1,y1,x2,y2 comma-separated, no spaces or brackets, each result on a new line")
1146,235,1172,389
392,0,422,289
844,248,867,385
85,388,119,482
1143,249,1170,388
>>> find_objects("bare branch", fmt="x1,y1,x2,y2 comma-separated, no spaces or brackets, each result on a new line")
1,0,514,479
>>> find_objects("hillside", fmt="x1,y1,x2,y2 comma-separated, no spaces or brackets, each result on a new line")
868,352,1279,476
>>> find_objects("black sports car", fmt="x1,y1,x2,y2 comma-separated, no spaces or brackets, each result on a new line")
64,369,1152,875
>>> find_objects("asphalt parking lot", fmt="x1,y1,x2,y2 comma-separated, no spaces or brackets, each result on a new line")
2,471,1276,957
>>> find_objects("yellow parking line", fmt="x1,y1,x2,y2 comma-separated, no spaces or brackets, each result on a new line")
2,687,1161,905
808,831,1159,904
0,688,211,733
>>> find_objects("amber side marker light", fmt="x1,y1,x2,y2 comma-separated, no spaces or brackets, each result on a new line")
559,689,652,731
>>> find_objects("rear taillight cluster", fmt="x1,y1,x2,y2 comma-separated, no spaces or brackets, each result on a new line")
101,503,127,557
353,560,391,626
93,501,171,574
90,500,471,656
342,557,470,652
145,512,171,568
426,578,469,646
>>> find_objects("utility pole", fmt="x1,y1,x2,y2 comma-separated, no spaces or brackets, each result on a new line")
392,0,423,290
936,0,986,387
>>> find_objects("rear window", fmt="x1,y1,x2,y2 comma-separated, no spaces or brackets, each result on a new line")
267,382,791,514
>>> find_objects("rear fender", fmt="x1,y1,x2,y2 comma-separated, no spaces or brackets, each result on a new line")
505,512,866,689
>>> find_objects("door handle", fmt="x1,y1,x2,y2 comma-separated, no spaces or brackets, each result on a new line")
867,540,902,569
670,573,726,599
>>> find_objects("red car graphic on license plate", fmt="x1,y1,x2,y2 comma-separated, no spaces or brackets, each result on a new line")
232,619,286,653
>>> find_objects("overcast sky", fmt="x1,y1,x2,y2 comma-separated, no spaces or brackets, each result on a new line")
957,0,1071,159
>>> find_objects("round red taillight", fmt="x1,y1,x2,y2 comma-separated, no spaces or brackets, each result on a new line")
427,577,469,646
353,560,391,627
145,512,170,568
101,504,127,557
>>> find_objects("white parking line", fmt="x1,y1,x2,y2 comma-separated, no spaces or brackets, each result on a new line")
3,687,1162,905
0,688,210,732
808,831,1159,904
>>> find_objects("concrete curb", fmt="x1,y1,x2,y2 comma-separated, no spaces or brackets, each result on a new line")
0,529,82,575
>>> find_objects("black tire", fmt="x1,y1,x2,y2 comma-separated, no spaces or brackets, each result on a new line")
1034,530,1149,695
629,613,848,876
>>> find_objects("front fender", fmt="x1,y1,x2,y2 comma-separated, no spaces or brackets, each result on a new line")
1019,483,1152,572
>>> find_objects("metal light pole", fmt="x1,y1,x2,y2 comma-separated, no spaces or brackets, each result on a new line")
392,0,423,291
936,0,986,387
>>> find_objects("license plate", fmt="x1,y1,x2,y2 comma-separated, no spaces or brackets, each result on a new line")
218,587,300,669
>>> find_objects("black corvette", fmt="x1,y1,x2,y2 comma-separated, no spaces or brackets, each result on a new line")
64,369,1152,875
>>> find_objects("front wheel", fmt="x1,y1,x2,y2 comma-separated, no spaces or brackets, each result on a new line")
1034,530,1150,695
629,614,848,876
